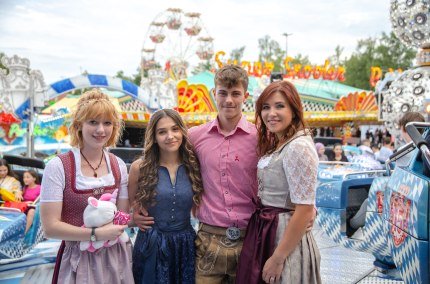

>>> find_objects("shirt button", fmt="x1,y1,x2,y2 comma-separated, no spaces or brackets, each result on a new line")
225,137,229,140
172,208,175,211
222,173,225,176
173,202,176,204
173,194,176,197
228,208,231,211
171,216,174,219
225,191,228,194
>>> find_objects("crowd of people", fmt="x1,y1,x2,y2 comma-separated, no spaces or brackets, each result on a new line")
36,65,321,284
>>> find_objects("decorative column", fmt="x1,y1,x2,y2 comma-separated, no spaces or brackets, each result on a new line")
0,54,47,157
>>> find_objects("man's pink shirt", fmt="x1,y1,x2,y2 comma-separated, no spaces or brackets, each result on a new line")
189,116,258,229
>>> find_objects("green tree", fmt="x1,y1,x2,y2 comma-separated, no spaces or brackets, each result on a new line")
344,32,415,89
115,69,141,86
288,53,312,66
191,60,213,75
328,45,345,66
230,46,246,62
0,52,8,72
258,35,285,71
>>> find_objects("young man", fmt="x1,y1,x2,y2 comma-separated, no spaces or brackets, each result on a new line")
189,65,258,283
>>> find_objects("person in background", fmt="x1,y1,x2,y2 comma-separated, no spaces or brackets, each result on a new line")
22,170,41,233
376,137,394,163
361,139,371,148
329,143,348,162
0,159,22,201
315,142,328,161
396,112,425,167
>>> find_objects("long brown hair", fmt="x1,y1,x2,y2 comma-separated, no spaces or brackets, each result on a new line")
255,80,307,156
134,109,203,208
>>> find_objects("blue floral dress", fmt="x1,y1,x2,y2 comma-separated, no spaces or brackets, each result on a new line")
133,164,195,284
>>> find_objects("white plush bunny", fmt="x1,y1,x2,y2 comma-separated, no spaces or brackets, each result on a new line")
80,190,130,252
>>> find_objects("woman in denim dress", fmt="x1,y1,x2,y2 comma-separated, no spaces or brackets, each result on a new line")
129,109,203,284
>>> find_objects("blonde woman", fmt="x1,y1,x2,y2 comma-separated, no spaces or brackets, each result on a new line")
40,89,133,283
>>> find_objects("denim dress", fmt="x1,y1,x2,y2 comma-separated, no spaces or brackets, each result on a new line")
133,165,196,284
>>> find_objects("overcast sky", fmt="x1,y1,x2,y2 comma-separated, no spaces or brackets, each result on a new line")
0,0,392,84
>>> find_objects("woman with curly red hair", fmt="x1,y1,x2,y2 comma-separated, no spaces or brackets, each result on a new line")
237,81,321,284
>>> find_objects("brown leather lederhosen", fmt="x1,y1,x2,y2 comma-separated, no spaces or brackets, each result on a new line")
51,151,121,284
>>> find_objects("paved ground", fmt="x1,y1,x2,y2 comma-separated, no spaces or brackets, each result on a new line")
0,226,406,283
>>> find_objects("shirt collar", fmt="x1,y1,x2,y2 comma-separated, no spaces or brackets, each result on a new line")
207,115,251,135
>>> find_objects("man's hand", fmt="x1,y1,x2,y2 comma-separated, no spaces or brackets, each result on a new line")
133,207,155,231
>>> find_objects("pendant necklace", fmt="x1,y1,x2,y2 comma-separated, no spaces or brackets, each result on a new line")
80,150,104,178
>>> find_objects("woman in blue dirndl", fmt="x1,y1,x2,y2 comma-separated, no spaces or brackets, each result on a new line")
128,109,203,284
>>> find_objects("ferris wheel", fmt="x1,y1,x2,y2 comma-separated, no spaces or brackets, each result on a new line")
140,8,214,82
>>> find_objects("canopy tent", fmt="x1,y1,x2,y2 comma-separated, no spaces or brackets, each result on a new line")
41,95,122,115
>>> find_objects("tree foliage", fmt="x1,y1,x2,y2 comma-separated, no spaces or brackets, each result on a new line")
258,35,285,72
0,52,8,72
344,32,415,89
115,69,141,86
230,46,246,62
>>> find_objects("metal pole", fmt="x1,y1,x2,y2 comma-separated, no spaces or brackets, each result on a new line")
27,74,35,158
282,33,292,57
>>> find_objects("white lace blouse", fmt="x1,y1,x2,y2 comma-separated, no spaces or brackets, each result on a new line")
40,148,129,202
257,135,318,205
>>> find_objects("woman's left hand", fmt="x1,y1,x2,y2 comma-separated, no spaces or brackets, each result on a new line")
262,253,285,283
14,191,23,201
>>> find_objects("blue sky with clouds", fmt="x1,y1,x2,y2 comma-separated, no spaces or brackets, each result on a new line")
0,0,392,83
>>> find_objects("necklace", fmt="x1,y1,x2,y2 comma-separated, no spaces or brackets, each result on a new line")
80,150,104,177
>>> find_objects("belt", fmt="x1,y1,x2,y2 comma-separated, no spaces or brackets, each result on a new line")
199,223,247,239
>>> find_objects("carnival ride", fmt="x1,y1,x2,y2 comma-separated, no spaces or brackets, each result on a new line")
0,155,45,261
140,8,214,81
316,122,430,283
316,2,430,280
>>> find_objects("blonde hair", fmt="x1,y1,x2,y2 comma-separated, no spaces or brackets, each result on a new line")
69,88,124,148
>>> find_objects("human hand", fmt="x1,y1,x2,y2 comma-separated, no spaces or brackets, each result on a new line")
133,207,154,231
95,223,128,241
262,253,285,283
14,191,23,202
306,207,317,232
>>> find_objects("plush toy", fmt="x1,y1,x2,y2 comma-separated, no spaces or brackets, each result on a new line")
80,190,130,252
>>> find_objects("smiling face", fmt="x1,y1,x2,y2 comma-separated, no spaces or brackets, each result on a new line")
261,92,294,139
334,145,343,156
155,116,183,155
80,117,113,150
214,83,248,122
